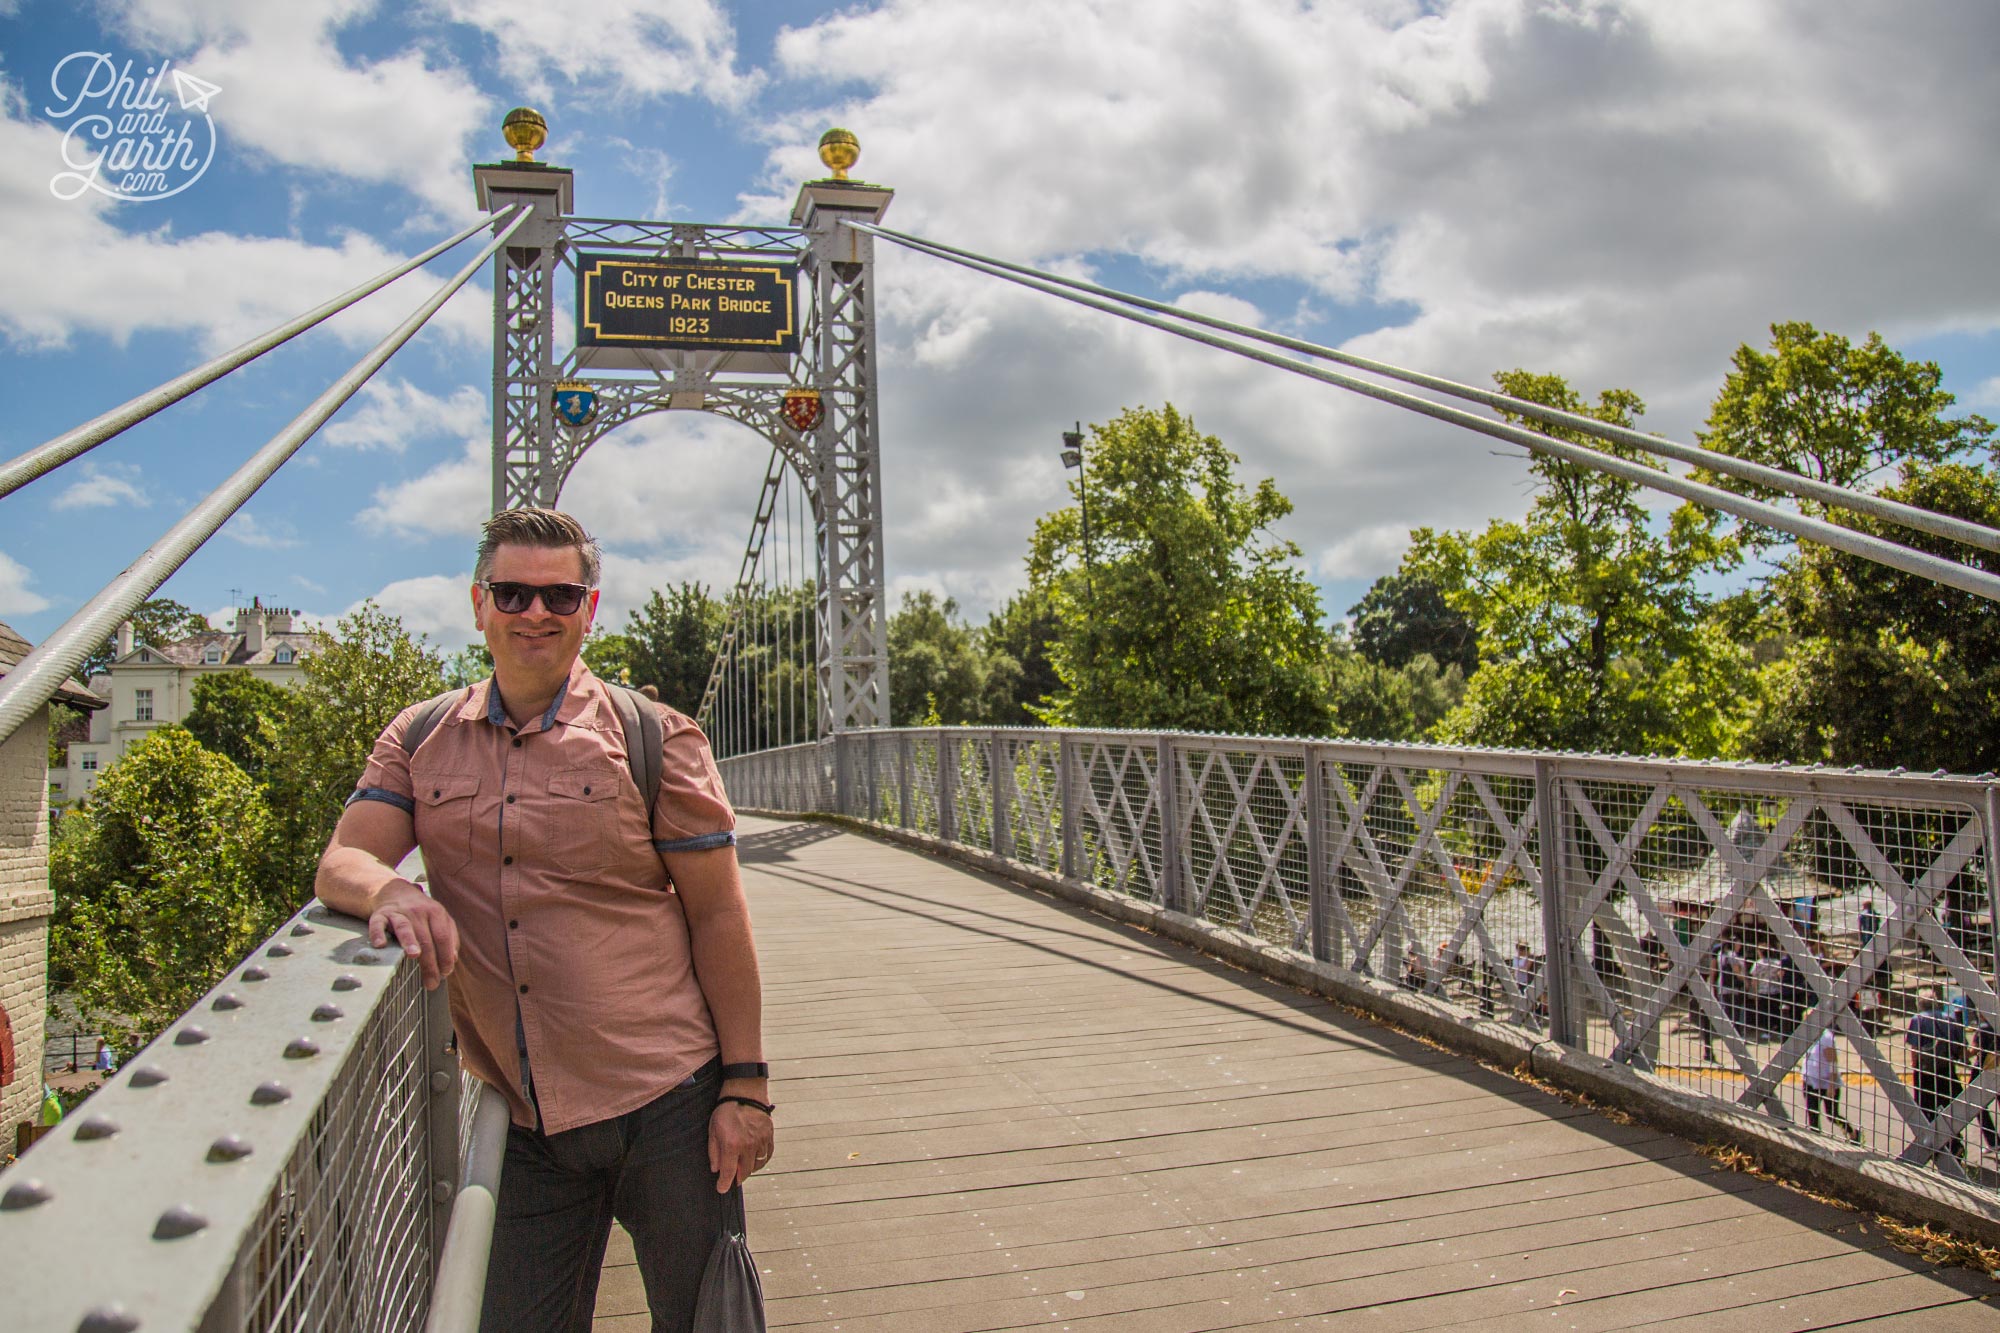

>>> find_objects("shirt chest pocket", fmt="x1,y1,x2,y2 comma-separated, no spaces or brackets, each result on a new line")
547,765,624,879
413,774,481,877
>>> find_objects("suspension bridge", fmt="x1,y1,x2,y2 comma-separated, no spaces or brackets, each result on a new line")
1,115,1999,1330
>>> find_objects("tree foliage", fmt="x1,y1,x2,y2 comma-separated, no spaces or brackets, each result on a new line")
260,603,446,896
1409,371,1749,756
885,591,1027,726
1746,460,2000,772
184,671,290,779
1326,639,1466,743
1029,404,1331,734
1697,322,1994,505
50,728,280,1048
1348,570,1479,676
618,584,726,715
80,598,209,679
982,590,1061,724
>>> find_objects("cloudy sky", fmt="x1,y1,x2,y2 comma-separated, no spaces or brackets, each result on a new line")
2,0,1996,653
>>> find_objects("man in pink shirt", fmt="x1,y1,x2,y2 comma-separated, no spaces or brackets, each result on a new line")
316,508,772,1331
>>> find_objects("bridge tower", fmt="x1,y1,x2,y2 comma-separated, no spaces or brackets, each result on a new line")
473,115,892,733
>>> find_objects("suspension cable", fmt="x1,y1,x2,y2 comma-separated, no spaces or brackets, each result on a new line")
846,222,2000,604
0,214,505,501
848,221,2000,560
698,447,787,746
0,207,530,747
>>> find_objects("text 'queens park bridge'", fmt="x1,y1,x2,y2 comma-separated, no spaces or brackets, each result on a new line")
2,113,2000,1330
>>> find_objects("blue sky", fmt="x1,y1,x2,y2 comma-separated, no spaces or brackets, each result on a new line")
2,1,1996,654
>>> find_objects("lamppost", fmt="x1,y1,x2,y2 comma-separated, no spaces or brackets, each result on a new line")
1060,421,1095,603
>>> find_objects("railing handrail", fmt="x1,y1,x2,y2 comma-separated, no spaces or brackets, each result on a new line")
0,205,530,750
0,902,458,1332
424,1083,509,1333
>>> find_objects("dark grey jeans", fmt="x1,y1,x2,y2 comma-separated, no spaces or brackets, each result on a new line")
481,1059,736,1333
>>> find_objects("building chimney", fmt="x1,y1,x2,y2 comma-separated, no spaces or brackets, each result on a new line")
266,606,294,634
116,621,133,658
242,605,266,654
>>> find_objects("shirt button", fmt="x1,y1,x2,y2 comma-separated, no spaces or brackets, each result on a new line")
582,786,591,796
509,919,519,929
432,790,441,799
506,794,516,804
513,738,522,748
518,984,529,994
504,855,514,866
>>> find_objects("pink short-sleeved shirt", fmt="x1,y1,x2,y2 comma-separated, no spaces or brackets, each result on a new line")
352,661,736,1133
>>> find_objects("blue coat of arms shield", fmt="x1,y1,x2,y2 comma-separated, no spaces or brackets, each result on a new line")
553,381,598,428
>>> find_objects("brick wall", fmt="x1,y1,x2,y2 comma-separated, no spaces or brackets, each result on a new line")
0,715,51,1142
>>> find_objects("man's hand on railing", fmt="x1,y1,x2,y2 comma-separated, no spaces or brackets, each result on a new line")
370,882,460,991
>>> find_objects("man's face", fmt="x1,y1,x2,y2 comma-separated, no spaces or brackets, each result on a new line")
472,543,599,683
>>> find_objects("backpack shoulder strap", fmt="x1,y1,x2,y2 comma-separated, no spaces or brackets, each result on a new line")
399,689,465,758
605,684,664,826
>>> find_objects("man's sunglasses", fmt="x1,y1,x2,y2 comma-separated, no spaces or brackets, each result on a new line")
480,581,591,615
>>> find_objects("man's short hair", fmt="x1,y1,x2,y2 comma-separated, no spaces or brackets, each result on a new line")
475,508,602,587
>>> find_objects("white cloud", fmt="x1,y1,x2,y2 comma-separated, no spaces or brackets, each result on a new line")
430,0,759,109
351,572,477,649
0,88,490,352
220,511,301,549
107,0,492,215
737,0,2000,606
322,378,485,452
49,461,151,511
0,551,49,615
358,435,487,538
1973,376,2000,410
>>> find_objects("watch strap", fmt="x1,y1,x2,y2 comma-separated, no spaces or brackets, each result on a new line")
720,1061,769,1081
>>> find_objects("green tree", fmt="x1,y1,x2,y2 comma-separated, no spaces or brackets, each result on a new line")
79,598,210,679
982,590,1060,724
1746,460,2000,771
623,584,725,715
49,728,280,1049
888,591,992,725
184,671,290,779
261,603,446,896
1409,371,1750,756
1326,639,1466,743
1348,570,1479,677
1028,404,1331,734
1696,322,1993,532
47,702,83,771
441,642,493,688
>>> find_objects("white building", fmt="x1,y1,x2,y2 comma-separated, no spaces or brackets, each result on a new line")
62,602,319,801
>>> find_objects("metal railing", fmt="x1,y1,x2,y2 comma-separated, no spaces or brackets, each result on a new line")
0,903,515,1332
723,728,2000,1185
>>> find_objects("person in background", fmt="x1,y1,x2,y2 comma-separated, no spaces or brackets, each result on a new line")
1802,1026,1864,1144
92,1038,115,1074
1909,988,1967,1165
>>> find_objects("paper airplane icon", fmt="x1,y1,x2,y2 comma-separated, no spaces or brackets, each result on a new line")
171,69,221,113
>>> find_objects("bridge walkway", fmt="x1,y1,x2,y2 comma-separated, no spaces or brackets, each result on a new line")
591,817,1999,1331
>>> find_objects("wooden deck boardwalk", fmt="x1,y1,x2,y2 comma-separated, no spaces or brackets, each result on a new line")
594,816,2000,1331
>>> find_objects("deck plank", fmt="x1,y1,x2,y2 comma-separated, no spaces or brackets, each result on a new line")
594,816,1998,1330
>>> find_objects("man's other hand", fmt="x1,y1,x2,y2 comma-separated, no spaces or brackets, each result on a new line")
709,1099,775,1192
370,883,460,991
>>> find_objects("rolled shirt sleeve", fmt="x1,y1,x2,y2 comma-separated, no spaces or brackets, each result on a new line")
650,710,737,853
347,704,419,811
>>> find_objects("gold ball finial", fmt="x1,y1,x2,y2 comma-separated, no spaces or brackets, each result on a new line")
502,107,548,163
818,127,860,181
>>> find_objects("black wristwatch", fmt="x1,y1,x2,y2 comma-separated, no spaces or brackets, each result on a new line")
720,1062,769,1081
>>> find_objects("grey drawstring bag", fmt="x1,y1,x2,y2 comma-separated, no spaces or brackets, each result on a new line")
692,1186,765,1333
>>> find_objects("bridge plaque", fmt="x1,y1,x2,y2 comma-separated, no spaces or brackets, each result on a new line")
575,254,798,354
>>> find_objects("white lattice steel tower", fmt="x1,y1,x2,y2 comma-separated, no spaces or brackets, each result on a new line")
473,116,891,732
